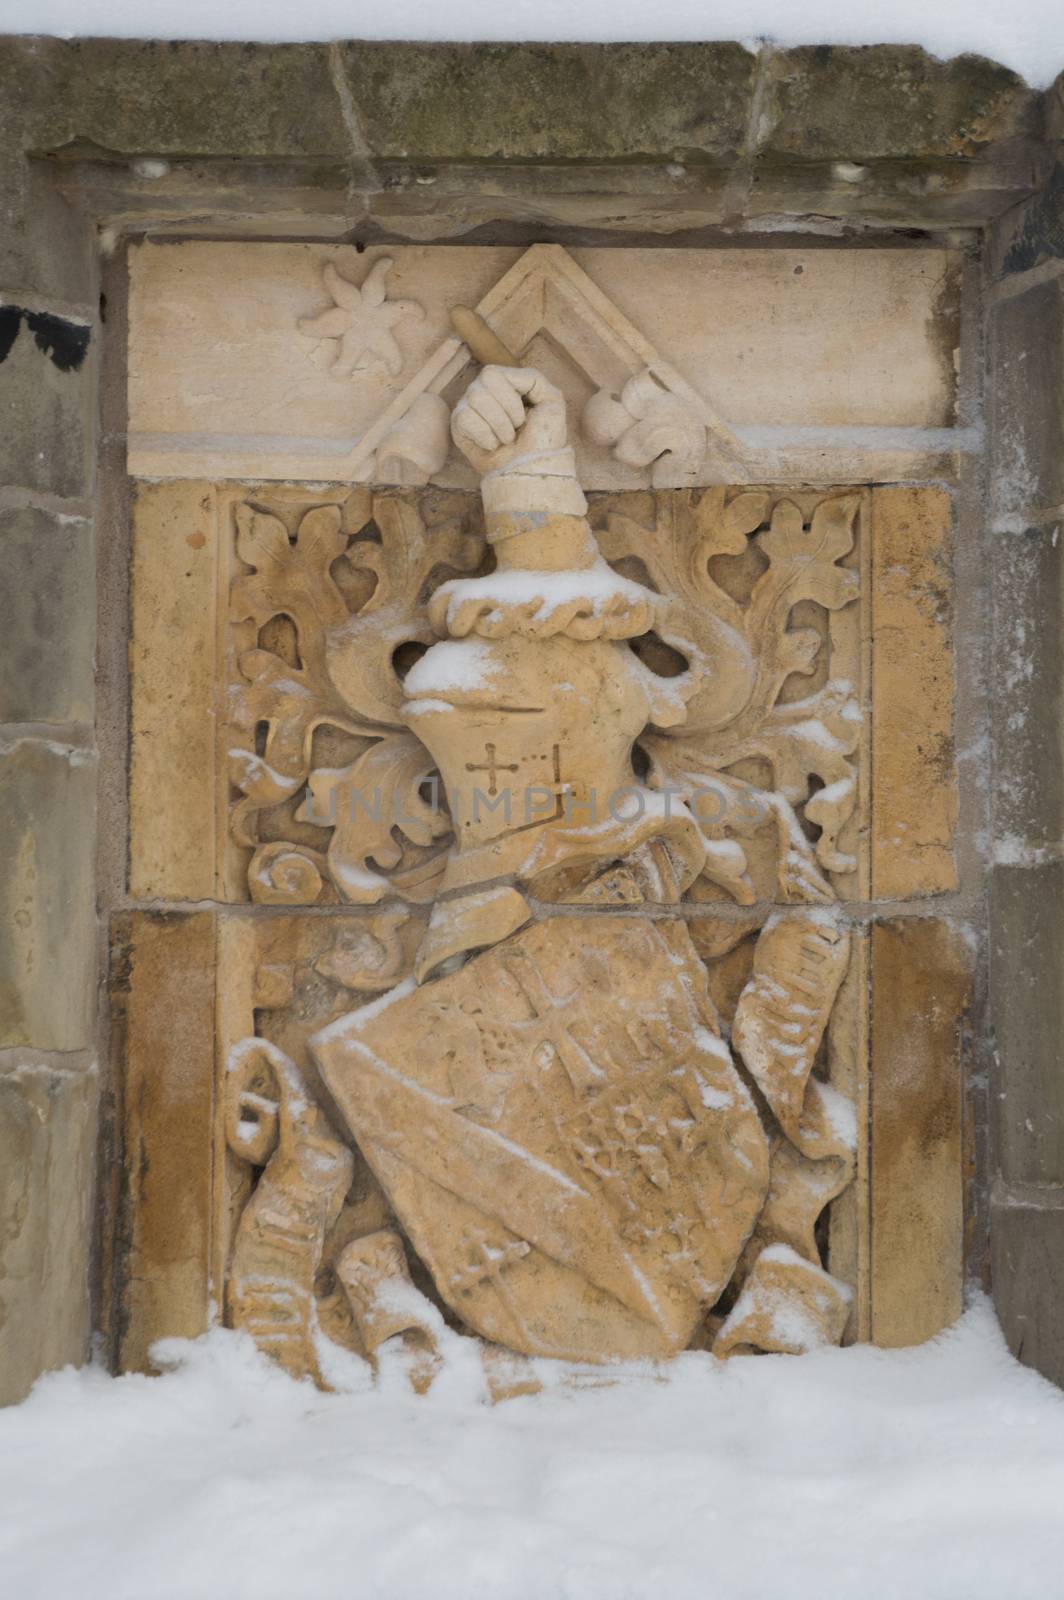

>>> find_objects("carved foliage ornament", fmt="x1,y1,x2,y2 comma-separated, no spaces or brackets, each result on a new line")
224,360,861,1390
229,488,480,906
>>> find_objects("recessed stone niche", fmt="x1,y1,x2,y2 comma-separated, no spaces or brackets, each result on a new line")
112,235,974,1388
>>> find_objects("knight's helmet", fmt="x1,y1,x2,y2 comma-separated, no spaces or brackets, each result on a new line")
396,432,706,986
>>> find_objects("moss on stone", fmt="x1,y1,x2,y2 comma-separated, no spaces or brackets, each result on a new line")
0,35,1046,174
757,45,1037,163
1,37,350,159
340,41,758,164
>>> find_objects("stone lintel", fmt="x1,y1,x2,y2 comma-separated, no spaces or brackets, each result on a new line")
0,37,1050,233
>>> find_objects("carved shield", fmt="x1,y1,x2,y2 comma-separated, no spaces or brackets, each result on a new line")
312,916,770,1362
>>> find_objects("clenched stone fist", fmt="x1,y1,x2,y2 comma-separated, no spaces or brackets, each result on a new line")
450,366,567,476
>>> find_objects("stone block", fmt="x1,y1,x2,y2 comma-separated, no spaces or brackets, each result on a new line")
994,162,1064,279
757,45,1036,163
988,275,1064,519
0,1057,97,1406
0,306,93,499
989,862,1064,1187
0,505,94,725
0,148,96,309
129,481,221,902
990,523,1064,852
869,917,969,1346
0,738,96,1051
0,39,96,303
0,36,349,161
340,42,757,165
119,912,217,1372
752,46,1043,230
127,239,961,485
991,1197,1064,1387
871,488,957,900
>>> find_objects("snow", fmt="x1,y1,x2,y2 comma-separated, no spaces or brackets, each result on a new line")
1,0,1062,87
329,857,390,898
1,1299,1062,1599
404,639,500,699
816,1079,859,1151
323,973,415,1035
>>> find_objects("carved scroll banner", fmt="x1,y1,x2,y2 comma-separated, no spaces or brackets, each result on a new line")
224,1038,353,1384
717,911,856,1354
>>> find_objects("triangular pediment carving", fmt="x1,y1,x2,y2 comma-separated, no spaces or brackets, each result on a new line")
350,244,750,488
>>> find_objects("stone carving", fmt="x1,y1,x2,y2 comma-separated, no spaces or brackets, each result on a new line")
228,488,481,905
291,244,752,487
315,917,769,1362
224,356,861,1386
298,256,424,377
336,1231,441,1391
130,240,964,487
583,371,707,486
375,392,451,486
599,489,862,894
224,1037,354,1384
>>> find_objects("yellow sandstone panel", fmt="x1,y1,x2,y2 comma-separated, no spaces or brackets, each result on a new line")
871,487,957,900
869,917,968,1346
119,911,217,1371
130,480,222,902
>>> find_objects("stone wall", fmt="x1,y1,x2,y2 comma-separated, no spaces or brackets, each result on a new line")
0,36,1060,1401
986,74,1064,1386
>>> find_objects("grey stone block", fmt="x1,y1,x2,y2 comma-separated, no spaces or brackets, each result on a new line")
750,47,1043,230
994,163,1064,279
989,862,1064,1187
0,738,96,1052
0,506,94,724
0,36,349,161
988,275,1064,518
0,41,95,302
756,45,1036,163
340,41,758,163
991,1196,1064,1388
0,1057,97,1406
990,522,1064,850
0,309,93,499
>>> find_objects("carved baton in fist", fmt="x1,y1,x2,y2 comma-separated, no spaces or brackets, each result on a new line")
450,366,567,475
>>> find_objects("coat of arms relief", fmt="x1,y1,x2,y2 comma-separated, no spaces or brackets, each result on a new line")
219,246,865,1389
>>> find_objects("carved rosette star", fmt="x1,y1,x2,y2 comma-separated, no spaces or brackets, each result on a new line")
298,257,424,378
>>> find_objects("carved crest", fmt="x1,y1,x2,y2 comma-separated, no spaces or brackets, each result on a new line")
313,917,770,1362
227,485,862,912
220,322,863,1390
